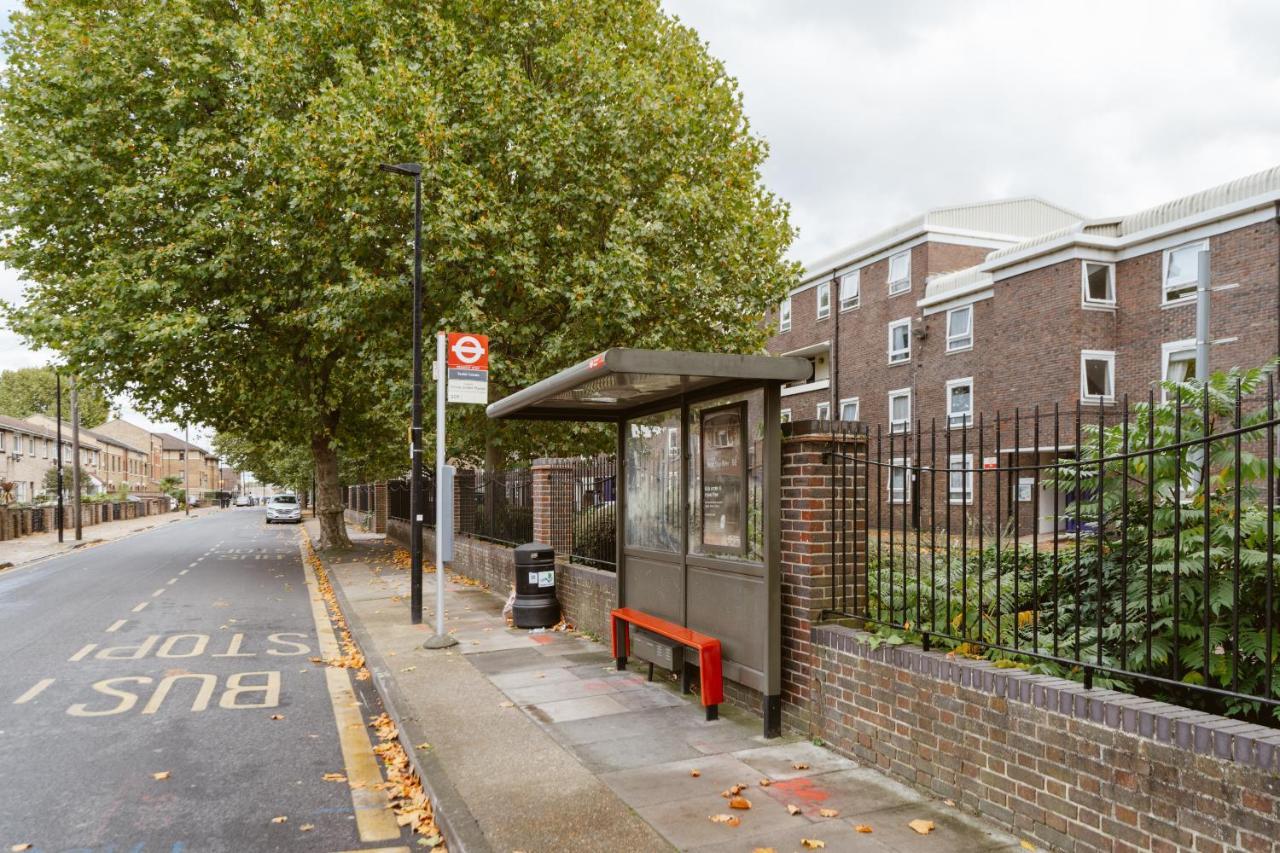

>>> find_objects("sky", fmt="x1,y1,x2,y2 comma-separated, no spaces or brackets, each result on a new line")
4,0,1280,449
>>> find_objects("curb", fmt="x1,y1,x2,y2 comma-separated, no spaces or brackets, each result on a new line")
319,539,493,853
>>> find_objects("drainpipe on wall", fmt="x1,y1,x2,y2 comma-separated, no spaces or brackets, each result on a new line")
830,268,840,419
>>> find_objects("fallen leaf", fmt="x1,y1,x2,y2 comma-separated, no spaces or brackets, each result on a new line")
152,771,171,781
270,714,284,720
400,666,416,672
299,824,314,832
752,849,777,853
819,808,840,817
689,769,701,778
945,799,956,807
801,840,826,850
787,804,802,816
11,845,33,852
758,778,771,787
416,742,432,750
729,796,752,810
708,814,741,827
271,816,288,824
322,773,347,782
1020,842,1035,851
499,700,514,708
792,762,810,770
855,824,873,833
909,819,935,835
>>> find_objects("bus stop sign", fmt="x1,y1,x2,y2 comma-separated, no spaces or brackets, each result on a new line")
446,333,489,404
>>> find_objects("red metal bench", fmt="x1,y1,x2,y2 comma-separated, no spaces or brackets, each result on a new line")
610,607,724,720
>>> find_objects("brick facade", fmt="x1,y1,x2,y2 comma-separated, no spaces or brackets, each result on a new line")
531,457,574,557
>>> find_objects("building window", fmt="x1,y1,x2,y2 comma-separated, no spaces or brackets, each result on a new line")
29,437,35,455
946,377,973,429
0,432,5,450
839,271,860,311
779,296,792,332
889,458,911,503
945,305,972,352
888,318,911,364
1082,262,1115,306
839,397,860,421
949,454,973,504
816,282,831,320
1081,350,1115,402
1163,240,1207,304
889,388,911,433
42,440,49,459
888,250,911,295
1161,339,1197,402
815,402,831,420
780,409,792,424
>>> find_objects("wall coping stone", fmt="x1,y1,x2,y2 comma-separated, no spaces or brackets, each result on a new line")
811,623,1280,774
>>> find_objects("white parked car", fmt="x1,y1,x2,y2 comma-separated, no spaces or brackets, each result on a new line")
265,494,302,524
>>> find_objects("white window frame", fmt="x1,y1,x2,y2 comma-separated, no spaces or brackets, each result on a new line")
815,281,831,320
888,457,911,504
779,296,792,332
1081,261,1116,308
839,270,860,311
839,397,860,422
946,377,974,429
888,250,911,295
949,453,973,505
1162,240,1207,305
815,402,831,420
1080,350,1116,403
889,388,911,433
888,318,911,364
1161,339,1197,403
945,305,973,353
780,409,791,424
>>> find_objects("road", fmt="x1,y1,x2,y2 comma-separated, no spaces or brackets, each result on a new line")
0,509,411,853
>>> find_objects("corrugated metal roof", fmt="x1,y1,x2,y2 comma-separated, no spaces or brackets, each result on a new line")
920,267,993,306
803,197,1084,279
1116,164,1280,236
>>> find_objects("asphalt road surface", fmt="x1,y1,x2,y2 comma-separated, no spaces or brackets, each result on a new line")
0,509,411,853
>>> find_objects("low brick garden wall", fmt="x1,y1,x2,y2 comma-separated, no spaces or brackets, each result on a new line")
0,498,170,541
803,625,1280,853
386,518,616,642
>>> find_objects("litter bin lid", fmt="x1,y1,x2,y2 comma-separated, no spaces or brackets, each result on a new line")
514,542,554,565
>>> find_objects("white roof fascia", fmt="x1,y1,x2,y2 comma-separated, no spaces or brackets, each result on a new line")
796,229,1016,294
1111,204,1276,261
781,339,832,358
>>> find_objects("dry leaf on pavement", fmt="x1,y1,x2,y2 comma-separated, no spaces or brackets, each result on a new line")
819,808,840,817
909,819,935,835
787,804,802,816
152,771,171,781
689,769,701,778
416,743,432,750
11,845,33,852
752,849,777,853
800,840,826,850
708,814,741,827
729,796,752,810
1020,841,1036,851
792,762,810,770
944,799,956,807
299,824,314,832
269,714,284,720
322,773,347,782
499,700,514,708
271,816,288,824
855,824,873,833
758,778,771,787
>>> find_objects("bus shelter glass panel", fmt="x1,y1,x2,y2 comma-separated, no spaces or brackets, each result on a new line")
625,408,681,552
688,391,764,563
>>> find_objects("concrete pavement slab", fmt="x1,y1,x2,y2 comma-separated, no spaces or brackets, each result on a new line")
599,753,765,807
733,740,859,781
636,787,808,849
836,801,1023,852
691,819,895,853
525,692,630,723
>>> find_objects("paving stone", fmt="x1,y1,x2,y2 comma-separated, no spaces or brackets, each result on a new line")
733,740,858,781
758,767,926,819
637,787,808,850
547,705,696,746
488,666,580,690
841,801,1019,852
465,646,549,674
689,817,894,853
599,753,765,807
504,676,621,705
571,730,706,773
525,693,630,724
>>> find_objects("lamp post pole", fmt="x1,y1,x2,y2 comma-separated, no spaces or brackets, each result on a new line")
381,161,426,624
56,372,64,543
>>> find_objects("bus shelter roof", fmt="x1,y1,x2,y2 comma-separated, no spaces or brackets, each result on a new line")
486,348,810,423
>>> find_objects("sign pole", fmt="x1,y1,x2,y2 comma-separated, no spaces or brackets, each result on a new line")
425,331,458,649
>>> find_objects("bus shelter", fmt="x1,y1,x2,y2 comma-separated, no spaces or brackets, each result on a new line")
487,349,810,736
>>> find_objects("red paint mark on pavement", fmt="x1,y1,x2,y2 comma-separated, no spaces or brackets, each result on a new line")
763,776,831,813
528,635,555,645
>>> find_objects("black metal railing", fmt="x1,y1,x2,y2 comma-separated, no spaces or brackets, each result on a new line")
570,456,616,570
826,365,1280,724
385,476,434,526
473,467,533,546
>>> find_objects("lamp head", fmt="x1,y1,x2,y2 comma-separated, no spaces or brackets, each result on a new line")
379,162,422,176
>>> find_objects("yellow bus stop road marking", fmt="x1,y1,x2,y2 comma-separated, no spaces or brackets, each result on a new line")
14,678,55,704
329,847,410,853
298,536,401,844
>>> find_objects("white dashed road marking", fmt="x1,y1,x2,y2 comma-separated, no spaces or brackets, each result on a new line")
106,619,128,633
132,601,150,613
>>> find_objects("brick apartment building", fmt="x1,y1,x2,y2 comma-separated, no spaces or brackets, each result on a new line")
154,432,219,503
767,164,1280,534
0,414,104,502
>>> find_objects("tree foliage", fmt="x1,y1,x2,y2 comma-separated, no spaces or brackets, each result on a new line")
0,0,798,546
0,367,114,427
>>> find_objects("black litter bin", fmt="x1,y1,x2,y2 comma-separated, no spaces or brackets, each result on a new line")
513,542,560,629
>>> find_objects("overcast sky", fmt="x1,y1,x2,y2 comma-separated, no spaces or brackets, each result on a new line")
4,0,1280,446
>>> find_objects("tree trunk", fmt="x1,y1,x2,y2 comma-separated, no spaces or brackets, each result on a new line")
312,430,351,549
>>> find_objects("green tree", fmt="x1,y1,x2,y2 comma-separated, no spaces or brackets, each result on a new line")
0,367,114,427
0,0,797,548
40,462,91,498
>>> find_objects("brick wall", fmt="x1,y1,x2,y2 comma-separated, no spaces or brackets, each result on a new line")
806,625,1280,853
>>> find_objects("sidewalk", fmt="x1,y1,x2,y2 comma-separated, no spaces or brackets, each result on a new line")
315,522,1025,853
0,505,221,569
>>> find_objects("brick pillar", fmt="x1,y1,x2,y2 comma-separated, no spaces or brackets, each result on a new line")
455,469,476,535
372,482,388,534
779,422,866,733
532,458,575,559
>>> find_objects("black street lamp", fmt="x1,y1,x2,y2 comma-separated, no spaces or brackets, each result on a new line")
380,161,425,624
